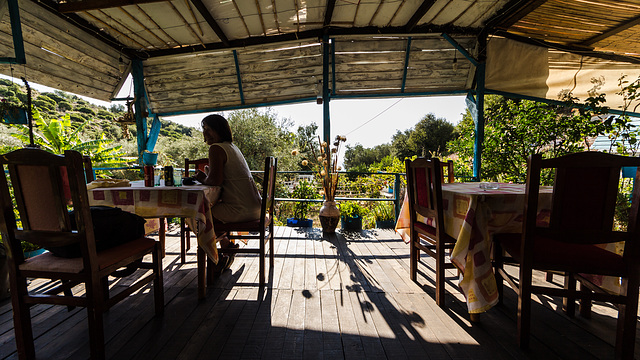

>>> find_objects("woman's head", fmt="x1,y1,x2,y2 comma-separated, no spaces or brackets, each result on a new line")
201,114,233,145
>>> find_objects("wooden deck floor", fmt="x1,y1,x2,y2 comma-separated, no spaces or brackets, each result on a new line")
1,226,638,360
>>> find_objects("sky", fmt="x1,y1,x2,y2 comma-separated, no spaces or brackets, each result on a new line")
1,74,468,149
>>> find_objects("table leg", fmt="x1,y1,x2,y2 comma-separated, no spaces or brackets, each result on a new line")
159,218,166,258
180,218,186,263
197,247,206,300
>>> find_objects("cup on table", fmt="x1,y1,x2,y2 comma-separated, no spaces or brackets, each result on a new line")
154,173,162,186
173,170,182,187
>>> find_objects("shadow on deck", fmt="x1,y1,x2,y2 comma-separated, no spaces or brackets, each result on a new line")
0,226,637,359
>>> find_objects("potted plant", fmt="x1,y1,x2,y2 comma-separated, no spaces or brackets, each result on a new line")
286,179,318,227
372,202,395,228
340,201,366,232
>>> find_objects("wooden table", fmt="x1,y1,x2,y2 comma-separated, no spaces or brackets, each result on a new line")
88,182,221,299
396,182,553,314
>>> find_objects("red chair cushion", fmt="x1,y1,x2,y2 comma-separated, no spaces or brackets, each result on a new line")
415,221,436,236
496,233,626,276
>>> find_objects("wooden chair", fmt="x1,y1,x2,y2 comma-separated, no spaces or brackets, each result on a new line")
0,148,164,360
493,152,640,359
440,159,455,183
405,157,457,307
82,155,95,183
177,158,209,263
202,156,277,288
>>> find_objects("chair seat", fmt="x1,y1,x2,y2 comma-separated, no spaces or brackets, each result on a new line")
19,237,156,273
215,214,271,233
496,233,626,277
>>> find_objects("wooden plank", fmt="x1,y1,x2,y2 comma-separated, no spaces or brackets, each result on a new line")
304,237,318,290
334,288,366,359
237,45,322,64
346,290,387,360
291,239,306,290
314,236,330,290
320,289,344,359
262,289,293,358
303,289,323,359
336,52,406,64
239,56,323,73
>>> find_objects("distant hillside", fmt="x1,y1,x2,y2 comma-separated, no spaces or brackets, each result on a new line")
0,78,196,141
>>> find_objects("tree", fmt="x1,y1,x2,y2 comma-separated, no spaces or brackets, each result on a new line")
447,94,603,183
343,143,391,172
391,113,454,160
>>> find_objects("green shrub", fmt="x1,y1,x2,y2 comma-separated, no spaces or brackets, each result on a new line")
340,200,366,218
291,179,319,220
372,202,394,221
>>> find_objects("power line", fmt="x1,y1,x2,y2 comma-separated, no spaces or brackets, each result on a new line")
345,98,404,136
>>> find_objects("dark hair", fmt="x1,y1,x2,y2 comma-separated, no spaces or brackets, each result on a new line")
201,114,233,142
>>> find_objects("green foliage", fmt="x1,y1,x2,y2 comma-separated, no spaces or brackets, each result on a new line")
340,201,366,218
58,100,72,112
343,143,391,171
392,113,454,160
371,202,394,221
34,95,56,112
290,180,319,220
76,106,95,116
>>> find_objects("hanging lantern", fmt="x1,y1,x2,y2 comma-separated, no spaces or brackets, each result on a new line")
114,99,136,138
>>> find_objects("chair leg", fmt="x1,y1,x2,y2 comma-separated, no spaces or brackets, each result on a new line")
563,272,576,318
615,276,639,360
517,266,533,350
578,281,592,319
410,237,418,282
269,229,275,267
197,247,206,300
493,242,504,305
180,218,186,264
86,278,106,360
259,239,265,288
153,243,164,315
11,278,35,360
159,218,166,258
435,243,446,308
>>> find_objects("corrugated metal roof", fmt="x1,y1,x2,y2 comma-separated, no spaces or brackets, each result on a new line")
2,0,640,115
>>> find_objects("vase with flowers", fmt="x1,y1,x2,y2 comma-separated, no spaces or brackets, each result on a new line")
294,134,346,233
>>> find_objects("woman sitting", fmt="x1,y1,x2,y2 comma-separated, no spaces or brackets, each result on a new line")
194,114,262,271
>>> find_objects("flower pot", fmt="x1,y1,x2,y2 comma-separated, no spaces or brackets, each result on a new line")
341,215,362,232
375,219,396,229
319,200,340,233
142,152,158,166
287,218,313,227
1,106,28,125
24,248,46,258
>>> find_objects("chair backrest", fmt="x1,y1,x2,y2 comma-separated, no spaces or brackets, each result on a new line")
82,155,95,183
405,157,445,232
0,148,97,266
260,157,277,226
525,152,640,260
440,160,455,183
184,158,208,178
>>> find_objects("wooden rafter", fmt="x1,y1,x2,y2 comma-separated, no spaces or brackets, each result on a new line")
405,0,436,32
58,0,164,13
486,0,547,30
369,0,385,26
83,10,148,48
231,0,251,37
324,0,336,27
254,0,267,36
167,1,205,46
135,4,180,47
387,0,405,26
190,0,230,46
184,0,204,36
294,0,300,33
271,0,281,33
580,15,640,47
119,6,166,47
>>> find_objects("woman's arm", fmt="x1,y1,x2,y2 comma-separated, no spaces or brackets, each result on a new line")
195,144,226,185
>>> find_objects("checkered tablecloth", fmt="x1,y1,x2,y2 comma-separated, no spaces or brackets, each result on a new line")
88,184,222,264
396,182,553,314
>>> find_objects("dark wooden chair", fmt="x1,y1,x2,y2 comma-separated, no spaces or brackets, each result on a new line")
440,159,455,183
200,156,277,289
177,158,209,263
493,152,640,360
0,148,164,360
405,157,457,308
82,155,95,183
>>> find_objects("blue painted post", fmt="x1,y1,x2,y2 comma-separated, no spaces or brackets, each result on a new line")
322,35,331,151
473,35,487,182
233,50,245,105
132,59,148,165
401,37,412,93
0,0,25,64
394,173,401,221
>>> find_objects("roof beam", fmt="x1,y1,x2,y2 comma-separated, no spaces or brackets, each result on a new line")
146,24,480,57
190,0,230,46
405,0,436,32
324,0,336,26
58,0,163,13
485,0,547,30
580,15,640,47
